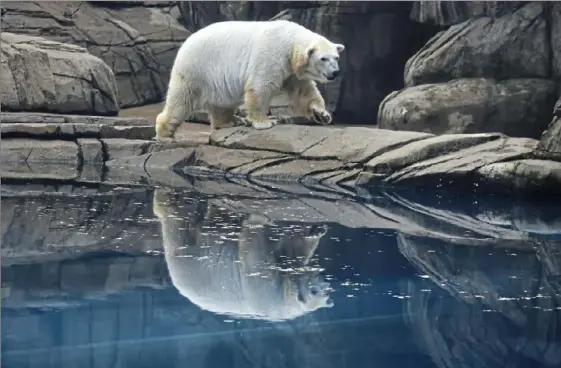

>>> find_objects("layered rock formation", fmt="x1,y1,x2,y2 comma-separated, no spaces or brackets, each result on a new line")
1,32,119,115
3,111,560,196
1,1,189,108
379,2,560,138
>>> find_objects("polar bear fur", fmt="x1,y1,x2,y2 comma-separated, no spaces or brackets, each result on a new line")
153,188,334,321
155,19,345,139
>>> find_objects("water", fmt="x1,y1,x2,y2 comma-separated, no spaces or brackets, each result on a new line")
2,180,561,368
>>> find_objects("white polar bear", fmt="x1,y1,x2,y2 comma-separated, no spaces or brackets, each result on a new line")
155,19,345,139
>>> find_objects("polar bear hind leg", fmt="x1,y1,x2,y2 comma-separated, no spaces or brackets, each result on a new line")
155,72,197,140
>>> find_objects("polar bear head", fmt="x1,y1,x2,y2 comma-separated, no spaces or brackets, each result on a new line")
292,38,345,84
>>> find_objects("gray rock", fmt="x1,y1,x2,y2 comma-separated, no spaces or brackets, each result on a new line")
0,32,119,115
410,1,528,26
105,147,196,174
535,98,561,160
384,137,538,185
0,163,80,181
77,138,104,163
1,1,190,108
301,127,432,163
102,138,152,161
1,139,79,164
477,159,561,192
0,112,150,126
248,159,345,182
99,125,155,140
378,78,556,139
364,133,503,176
0,112,155,152
193,145,287,173
210,125,335,155
405,3,550,87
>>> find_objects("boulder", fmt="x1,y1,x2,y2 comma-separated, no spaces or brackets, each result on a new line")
1,1,190,108
377,78,556,139
535,98,561,160
477,159,561,192
405,3,550,87
0,32,119,115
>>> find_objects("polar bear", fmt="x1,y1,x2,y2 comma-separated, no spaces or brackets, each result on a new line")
155,19,345,139
153,188,334,321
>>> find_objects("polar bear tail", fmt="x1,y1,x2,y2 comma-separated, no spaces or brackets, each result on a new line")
155,72,197,139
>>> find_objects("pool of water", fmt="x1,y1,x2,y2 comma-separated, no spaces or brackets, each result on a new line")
2,181,561,368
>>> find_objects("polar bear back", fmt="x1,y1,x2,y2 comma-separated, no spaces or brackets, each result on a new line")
172,20,322,108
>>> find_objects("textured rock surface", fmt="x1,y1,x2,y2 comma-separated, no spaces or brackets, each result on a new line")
377,78,556,139
535,98,561,161
1,1,190,108
405,3,550,87
410,1,528,26
477,159,561,192
3,114,561,195
1,32,119,115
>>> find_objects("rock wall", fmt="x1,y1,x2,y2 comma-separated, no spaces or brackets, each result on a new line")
1,1,190,108
1,32,119,116
379,2,560,138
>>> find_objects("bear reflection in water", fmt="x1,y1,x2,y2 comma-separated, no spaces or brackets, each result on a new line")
153,188,334,321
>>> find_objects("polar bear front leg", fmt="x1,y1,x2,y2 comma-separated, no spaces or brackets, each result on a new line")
285,78,332,126
243,81,278,130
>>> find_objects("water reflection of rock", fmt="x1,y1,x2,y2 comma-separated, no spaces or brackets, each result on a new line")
153,188,334,322
1,186,162,266
399,233,561,368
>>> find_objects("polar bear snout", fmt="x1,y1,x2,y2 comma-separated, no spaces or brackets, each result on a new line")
326,69,340,81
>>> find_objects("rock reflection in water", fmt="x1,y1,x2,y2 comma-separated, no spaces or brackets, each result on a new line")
153,188,334,322
399,234,561,368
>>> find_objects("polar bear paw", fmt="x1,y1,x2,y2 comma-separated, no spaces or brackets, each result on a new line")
250,119,276,130
311,107,332,125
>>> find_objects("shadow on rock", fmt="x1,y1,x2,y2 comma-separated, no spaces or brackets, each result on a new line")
152,188,334,322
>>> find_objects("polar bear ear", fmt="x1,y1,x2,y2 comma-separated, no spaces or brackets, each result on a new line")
306,46,316,57
335,43,345,53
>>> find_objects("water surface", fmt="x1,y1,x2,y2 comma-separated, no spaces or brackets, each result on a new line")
2,181,561,368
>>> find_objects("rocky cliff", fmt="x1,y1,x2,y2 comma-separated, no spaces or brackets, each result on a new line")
379,1,561,139
1,1,189,109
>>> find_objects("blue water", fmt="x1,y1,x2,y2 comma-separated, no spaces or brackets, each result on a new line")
2,183,561,368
